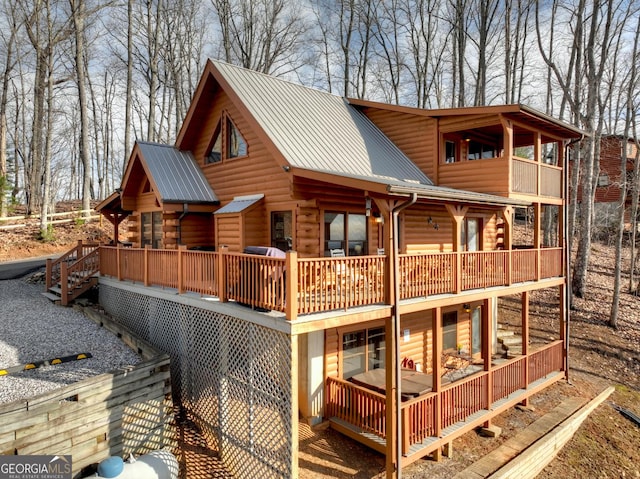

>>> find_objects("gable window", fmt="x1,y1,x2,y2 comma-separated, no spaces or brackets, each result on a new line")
324,211,367,256
342,326,385,379
141,211,162,249
206,124,223,164
205,115,248,165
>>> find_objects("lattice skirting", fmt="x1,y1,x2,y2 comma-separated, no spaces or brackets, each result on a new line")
99,283,293,478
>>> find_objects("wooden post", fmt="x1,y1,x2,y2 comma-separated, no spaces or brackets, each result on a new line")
502,206,513,285
501,117,513,193
178,245,186,294
559,283,568,380
534,203,542,281
285,251,298,321
445,205,468,294
385,314,398,478
45,258,52,291
483,297,494,412
116,242,122,281
144,245,150,287
433,307,442,438
522,291,530,405
290,333,300,479
218,246,228,303
535,131,542,195
60,261,68,306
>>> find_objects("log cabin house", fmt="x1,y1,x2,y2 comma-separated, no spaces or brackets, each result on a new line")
57,60,585,478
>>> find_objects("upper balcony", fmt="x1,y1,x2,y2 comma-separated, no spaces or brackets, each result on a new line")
436,112,567,204
92,245,563,321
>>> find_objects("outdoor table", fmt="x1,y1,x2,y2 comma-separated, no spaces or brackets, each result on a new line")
349,368,433,400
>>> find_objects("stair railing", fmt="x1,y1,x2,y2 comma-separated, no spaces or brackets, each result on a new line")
45,240,99,291
60,248,101,305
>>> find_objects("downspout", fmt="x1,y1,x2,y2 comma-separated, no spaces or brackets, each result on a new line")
564,135,583,383
391,192,417,478
177,203,189,245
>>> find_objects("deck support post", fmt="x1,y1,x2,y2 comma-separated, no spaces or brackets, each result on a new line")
521,291,530,406
144,244,150,287
483,297,494,410
433,307,442,438
177,245,186,293
445,205,468,294
534,203,542,281
116,242,122,281
218,246,228,303
285,251,298,320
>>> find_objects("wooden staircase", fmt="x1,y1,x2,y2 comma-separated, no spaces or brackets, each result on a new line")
43,240,100,306
497,326,523,356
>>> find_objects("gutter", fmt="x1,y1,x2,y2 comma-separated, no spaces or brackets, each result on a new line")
563,135,584,382
386,184,531,208
390,192,417,478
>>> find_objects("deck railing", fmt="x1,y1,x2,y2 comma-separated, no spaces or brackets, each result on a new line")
326,377,386,439
96,246,563,319
326,342,565,456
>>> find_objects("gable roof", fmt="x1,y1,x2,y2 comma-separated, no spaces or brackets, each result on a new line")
192,60,434,188
123,142,219,204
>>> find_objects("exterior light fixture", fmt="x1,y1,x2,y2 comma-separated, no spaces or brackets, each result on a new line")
463,303,471,312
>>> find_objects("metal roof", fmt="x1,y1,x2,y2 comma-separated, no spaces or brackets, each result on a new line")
136,142,219,204
212,60,434,187
214,194,264,214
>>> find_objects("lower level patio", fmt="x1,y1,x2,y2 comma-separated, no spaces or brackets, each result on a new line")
325,341,564,466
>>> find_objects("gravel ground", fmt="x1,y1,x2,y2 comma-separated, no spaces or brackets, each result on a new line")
0,278,141,404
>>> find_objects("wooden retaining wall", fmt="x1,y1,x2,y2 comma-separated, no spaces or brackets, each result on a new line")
0,308,174,478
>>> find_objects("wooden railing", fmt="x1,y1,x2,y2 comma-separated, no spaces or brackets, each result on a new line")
326,377,387,439
528,340,564,383
94,246,564,318
45,240,100,290
223,252,286,312
461,251,507,290
491,356,527,402
327,342,564,455
440,373,488,429
512,158,562,199
297,256,386,314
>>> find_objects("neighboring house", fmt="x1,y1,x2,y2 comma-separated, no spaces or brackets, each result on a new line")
576,135,639,230
61,60,584,478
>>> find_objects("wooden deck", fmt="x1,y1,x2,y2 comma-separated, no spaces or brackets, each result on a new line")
93,245,563,320
326,342,565,466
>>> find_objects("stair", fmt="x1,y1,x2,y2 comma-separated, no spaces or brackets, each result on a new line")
42,242,100,306
497,328,523,356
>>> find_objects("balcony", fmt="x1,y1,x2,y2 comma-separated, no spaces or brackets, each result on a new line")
95,245,563,320
438,156,563,200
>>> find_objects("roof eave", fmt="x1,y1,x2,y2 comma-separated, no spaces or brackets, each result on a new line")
386,184,531,207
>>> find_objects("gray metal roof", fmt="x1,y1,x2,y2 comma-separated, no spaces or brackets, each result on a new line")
136,142,219,204
212,60,433,186
214,194,264,214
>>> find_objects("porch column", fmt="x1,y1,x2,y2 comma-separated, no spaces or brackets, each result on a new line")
501,206,513,285
297,331,324,425
482,298,494,414
500,117,514,194
432,307,442,439
521,291,530,405
385,315,399,477
290,334,299,478
445,204,468,294
560,283,569,380
534,203,542,281
535,131,542,195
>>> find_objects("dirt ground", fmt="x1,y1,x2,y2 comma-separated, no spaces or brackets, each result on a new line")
3,210,640,478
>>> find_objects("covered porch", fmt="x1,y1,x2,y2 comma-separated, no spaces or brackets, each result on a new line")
325,341,564,466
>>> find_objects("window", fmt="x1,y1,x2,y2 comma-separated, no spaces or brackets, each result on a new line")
206,124,222,164
227,120,247,158
342,327,385,379
468,140,498,160
205,115,247,164
141,211,162,249
442,311,458,351
461,218,481,252
445,140,457,163
598,174,610,187
324,211,367,256
271,211,292,251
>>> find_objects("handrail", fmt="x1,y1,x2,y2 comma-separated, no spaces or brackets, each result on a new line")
60,248,101,305
95,246,564,319
45,240,100,291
